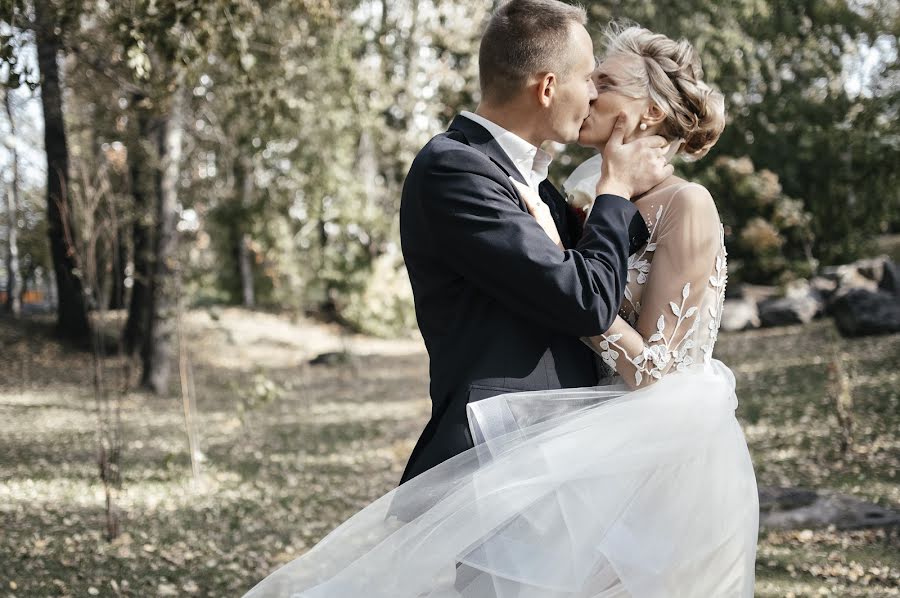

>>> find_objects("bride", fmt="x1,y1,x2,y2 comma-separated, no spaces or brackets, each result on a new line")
243,26,758,598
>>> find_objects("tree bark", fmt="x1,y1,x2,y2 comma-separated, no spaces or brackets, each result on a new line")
235,158,255,308
108,232,127,310
123,98,154,355
3,90,21,317
34,1,90,339
105,150,128,311
239,233,254,308
141,81,184,394
3,187,20,316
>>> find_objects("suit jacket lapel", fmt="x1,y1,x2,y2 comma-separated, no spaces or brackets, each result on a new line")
447,114,575,248
448,115,530,211
539,179,574,248
538,180,562,226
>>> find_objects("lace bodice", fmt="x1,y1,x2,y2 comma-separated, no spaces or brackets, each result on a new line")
581,181,728,389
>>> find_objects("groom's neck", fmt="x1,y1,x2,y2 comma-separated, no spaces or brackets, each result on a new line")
475,102,545,148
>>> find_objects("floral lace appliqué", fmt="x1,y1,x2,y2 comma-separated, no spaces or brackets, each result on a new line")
597,205,728,388
602,282,700,386
622,205,663,323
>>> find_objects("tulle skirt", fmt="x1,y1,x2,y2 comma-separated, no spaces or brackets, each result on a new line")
242,359,759,598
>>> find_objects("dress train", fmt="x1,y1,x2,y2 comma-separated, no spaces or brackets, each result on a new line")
242,359,758,598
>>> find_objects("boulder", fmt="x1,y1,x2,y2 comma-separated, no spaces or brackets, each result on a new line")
759,486,900,530
853,256,889,282
820,255,892,293
739,284,779,305
879,259,900,297
809,275,838,299
309,351,353,366
785,279,826,318
830,288,900,337
724,282,746,299
758,282,824,327
720,298,761,332
758,297,817,327
824,268,879,294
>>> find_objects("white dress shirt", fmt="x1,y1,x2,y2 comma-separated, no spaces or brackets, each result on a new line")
460,111,552,192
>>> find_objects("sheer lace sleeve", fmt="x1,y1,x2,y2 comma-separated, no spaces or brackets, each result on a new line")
582,184,725,389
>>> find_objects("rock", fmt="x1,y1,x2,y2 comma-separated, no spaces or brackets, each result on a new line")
758,487,818,512
823,267,880,293
854,256,888,282
720,298,760,331
739,284,779,305
758,284,823,327
785,279,826,318
820,255,891,293
880,259,900,297
809,275,838,299
309,351,353,366
724,282,745,299
830,288,900,337
759,486,900,530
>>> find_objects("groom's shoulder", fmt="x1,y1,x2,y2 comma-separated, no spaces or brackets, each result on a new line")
410,130,497,178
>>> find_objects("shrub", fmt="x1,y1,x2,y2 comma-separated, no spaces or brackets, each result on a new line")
688,156,817,285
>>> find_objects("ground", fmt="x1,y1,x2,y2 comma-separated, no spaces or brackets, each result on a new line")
0,308,897,597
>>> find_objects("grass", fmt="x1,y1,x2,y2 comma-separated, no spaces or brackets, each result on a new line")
714,321,900,596
0,309,897,597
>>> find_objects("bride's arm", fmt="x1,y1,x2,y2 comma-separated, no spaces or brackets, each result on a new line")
582,185,723,389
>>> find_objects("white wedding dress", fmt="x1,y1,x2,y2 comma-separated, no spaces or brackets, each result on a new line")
242,173,759,598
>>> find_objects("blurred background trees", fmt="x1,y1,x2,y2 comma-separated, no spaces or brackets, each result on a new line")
0,0,897,390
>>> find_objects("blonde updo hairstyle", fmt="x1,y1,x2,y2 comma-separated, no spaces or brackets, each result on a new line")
602,25,726,161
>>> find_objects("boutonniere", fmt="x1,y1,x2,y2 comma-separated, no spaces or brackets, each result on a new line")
562,154,604,221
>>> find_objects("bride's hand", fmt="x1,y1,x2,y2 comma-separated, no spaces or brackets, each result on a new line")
511,178,563,249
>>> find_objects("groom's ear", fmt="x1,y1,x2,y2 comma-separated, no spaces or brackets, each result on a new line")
536,73,556,107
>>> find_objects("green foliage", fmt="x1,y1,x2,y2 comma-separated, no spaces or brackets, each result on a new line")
690,156,817,284
4,0,897,328
586,0,899,266
338,250,417,337
174,0,486,333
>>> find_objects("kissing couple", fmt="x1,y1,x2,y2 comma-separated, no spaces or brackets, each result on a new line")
244,0,759,596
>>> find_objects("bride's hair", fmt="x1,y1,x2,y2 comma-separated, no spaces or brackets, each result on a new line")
602,24,726,161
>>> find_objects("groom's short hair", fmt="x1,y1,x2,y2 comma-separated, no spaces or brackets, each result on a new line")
479,0,588,103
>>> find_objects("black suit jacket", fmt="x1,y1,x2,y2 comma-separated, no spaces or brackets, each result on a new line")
398,115,649,484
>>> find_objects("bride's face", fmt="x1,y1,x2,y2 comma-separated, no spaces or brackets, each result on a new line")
578,54,649,150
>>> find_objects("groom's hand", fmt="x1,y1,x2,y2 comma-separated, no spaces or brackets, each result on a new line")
596,112,674,200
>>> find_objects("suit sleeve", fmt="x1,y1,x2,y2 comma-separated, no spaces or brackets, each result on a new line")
418,146,646,337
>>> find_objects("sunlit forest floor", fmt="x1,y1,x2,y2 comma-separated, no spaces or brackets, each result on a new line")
1,309,897,596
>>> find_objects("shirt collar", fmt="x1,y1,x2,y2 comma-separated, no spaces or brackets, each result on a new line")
460,111,552,190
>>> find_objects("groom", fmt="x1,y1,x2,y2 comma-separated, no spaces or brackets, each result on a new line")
398,0,672,484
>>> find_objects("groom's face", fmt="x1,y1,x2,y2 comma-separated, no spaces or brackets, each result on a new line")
543,24,599,144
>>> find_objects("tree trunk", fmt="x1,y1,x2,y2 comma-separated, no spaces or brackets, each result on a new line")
239,233,254,308
4,90,21,317
3,186,20,316
141,81,184,394
108,232,127,310
34,1,90,339
104,130,128,312
19,265,29,301
123,98,154,355
235,158,255,308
